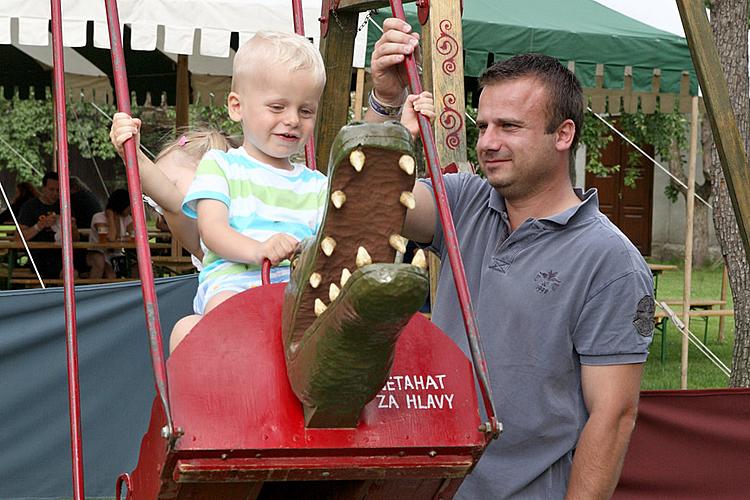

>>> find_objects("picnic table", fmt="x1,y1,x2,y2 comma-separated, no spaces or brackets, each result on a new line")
648,263,678,297
0,239,173,288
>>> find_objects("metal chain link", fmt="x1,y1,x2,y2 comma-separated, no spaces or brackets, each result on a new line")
331,8,373,34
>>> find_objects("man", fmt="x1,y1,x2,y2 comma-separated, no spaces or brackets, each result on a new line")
17,171,79,278
368,19,654,499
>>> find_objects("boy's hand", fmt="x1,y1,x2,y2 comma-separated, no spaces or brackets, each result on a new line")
110,112,142,159
401,92,435,139
258,233,299,265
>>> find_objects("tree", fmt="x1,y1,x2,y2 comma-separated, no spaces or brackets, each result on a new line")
707,0,750,387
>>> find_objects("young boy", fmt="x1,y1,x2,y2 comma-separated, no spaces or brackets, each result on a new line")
170,31,329,351
171,31,435,352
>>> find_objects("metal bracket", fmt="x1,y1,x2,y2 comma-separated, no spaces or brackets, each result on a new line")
319,0,341,38
417,0,429,24
418,0,463,25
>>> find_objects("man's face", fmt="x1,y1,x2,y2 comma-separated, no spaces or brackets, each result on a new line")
40,179,59,205
475,77,560,201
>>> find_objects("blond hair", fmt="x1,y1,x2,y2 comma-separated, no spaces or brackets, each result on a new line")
155,128,241,162
231,31,326,92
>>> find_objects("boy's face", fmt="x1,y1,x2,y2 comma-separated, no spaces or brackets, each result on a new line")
228,69,323,169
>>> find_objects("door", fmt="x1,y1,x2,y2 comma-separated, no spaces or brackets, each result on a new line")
585,134,654,255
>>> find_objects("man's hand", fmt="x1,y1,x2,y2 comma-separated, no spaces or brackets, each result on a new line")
257,233,299,265
370,18,420,106
110,112,142,160
37,212,57,229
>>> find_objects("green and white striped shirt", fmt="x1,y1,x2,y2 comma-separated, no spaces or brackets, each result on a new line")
183,147,327,284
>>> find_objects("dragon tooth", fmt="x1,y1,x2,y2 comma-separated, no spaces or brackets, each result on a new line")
331,190,347,209
321,236,336,256
349,150,365,172
314,298,327,317
412,249,427,269
329,283,341,302
309,272,322,289
389,234,408,254
399,155,415,175
400,191,416,210
340,268,352,287
356,246,372,268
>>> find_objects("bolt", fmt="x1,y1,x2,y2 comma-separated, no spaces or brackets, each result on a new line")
321,471,331,477
428,450,437,457
220,453,228,460
255,453,262,458
398,451,405,457
160,426,169,439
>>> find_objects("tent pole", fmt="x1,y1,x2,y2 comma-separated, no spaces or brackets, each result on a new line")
50,0,85,497
681,96,699,390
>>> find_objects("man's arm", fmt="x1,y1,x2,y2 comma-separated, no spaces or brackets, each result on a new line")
565,363,643,499
402,182,437,245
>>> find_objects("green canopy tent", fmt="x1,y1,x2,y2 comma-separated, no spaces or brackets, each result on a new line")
367,0,697,113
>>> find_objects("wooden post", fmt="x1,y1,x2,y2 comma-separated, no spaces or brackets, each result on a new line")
353,68,366,120
420,1,470,307
676,0,750,260
175,54,190,130
421,1,470,172
316,10,358,174
718,259,729,343
681,96,699,390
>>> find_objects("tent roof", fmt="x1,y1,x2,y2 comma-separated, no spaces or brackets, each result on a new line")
0,0,368,103
368,0,697,96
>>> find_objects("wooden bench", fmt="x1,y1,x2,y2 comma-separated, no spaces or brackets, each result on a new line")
654,303,734,362
151,256,196,275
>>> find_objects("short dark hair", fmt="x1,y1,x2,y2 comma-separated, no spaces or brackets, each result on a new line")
106,189,131,214
479,53,584,152
42,171,59,186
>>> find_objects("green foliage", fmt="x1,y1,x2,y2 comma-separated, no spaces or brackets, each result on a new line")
465,104,479,167
0,91,54,183
581,113,617,178
581,108,688,190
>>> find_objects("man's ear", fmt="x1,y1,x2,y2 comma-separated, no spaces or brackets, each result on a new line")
227,91,242,122
554,119,575,152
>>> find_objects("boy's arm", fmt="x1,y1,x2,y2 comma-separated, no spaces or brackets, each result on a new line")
196,200,298,265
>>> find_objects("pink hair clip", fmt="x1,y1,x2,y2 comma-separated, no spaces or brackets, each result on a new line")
177,135,188,147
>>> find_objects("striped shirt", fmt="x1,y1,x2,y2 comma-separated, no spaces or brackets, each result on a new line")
183,147,327,286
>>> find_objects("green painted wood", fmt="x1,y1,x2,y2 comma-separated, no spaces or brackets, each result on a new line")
283,121,429,428
676,0,750,260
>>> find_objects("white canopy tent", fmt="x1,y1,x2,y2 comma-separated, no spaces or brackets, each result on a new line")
0,0,370,103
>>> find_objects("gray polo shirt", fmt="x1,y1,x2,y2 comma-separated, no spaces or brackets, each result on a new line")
421,173,653,499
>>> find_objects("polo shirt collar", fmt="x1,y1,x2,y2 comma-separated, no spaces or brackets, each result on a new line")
487,187,600,226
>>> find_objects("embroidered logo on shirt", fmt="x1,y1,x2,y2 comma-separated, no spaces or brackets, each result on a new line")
534,270,561,294
633,295,655,337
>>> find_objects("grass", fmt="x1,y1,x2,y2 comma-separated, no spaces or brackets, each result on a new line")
642,261,734,390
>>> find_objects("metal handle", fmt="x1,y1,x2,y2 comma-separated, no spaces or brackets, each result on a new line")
104,0,175,444
389,0,501,440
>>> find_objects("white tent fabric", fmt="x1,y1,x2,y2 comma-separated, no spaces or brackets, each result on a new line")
0,0,369,65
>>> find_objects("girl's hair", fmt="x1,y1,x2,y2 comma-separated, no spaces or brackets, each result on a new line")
155,128,242,163
106,188,131,214
13,181,38,203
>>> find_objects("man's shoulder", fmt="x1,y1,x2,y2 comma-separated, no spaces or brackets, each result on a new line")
577,211,651,277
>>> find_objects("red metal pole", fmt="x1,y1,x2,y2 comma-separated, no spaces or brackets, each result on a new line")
389,0,500,439
50,1,85,497
103,0,175,440
291,0,317,170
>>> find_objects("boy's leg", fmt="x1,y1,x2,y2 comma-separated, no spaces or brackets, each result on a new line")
204,291,237,314
169,291,237,353
170,314,201,353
